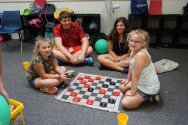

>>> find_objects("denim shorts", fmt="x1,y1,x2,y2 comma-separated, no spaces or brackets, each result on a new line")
27,79,37,89
137,89,155,101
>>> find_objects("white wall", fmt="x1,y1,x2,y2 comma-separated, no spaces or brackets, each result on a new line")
0,0,187,35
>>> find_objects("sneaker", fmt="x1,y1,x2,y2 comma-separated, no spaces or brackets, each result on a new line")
56,59,64,66
149,94,160,104
122,68,129,74
84,57,94,66
64,70,75,78
40,87,58,95
99,64,109,70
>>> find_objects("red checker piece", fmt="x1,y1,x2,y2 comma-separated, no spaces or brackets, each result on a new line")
95,76,101,80
81,80,87,84
70,92,77,97
113,91,120,96
84,84,90,88
84,75,90,79
88,78,94,82
72,97,81,102
99,89,106,94
86,99,94,105
77,77,83,80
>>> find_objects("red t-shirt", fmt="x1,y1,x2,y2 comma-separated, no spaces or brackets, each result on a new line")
54,22,85,48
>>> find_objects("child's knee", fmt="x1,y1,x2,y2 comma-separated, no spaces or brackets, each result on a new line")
121,98,134,109
87,46,93,55
60,66,67,72
97,55,103,62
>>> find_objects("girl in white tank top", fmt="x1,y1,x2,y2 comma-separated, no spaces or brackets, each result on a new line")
119,29,160,109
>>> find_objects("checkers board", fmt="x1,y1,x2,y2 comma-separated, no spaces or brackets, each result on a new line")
55,72,124,113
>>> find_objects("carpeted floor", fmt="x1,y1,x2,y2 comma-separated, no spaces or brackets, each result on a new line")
1,40,188,125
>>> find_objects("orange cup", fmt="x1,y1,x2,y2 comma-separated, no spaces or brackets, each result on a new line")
117,113,129,125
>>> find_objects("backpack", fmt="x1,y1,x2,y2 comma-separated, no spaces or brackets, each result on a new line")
41,3,56,15
30,0,46,16
154,59,179,74
131,0,148,15
89,33,107,50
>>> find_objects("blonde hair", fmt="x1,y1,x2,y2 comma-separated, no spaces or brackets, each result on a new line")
33,37,53,55
127,29,150,47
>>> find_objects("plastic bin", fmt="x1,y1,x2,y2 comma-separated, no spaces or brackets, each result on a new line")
9,99,25,125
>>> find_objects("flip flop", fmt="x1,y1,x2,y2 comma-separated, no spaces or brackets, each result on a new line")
64,70,75,78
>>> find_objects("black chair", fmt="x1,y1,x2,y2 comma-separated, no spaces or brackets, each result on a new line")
0,11,24,53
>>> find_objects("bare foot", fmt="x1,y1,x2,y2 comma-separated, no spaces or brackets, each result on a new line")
40,87,58,95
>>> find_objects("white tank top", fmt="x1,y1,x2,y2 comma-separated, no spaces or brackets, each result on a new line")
130,49,160,94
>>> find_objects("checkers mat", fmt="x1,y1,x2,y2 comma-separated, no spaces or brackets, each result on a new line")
55,72,124,113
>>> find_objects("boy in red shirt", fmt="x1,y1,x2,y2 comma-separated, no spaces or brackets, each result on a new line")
53,10,93,66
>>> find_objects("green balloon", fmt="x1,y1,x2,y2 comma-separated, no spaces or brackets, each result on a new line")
95,39,108,54
0,94,10,125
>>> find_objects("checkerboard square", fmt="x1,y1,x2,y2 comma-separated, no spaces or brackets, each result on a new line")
67,88,74,92
73,82,79,86
103,94,111,99
99,81,105,84
95,97,102,102
107,88,114,92
91,92,98,97
82,95,90,99
92,82,98,86
117,80,123,83
76,86,82,90
61,95,69,100
95,86,101,90
79,90,86,94
115,86,119,89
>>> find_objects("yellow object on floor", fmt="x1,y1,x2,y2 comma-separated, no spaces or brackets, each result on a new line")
22,61,29,71
117,113,129,125
10,99,25,125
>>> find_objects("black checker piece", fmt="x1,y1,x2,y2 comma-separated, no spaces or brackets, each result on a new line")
100,102,108,107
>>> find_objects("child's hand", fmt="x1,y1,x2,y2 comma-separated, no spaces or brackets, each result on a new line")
60,75,70,82
121,79,129,84
113,56,121,62
70,56,79,64
78,54,85,63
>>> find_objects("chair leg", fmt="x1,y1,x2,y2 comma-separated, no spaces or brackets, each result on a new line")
20,112,26,125
2,34,10,47
4,40,10,47
18,30,23,53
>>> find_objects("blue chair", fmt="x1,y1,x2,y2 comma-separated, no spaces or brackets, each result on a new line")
0,11,24,53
